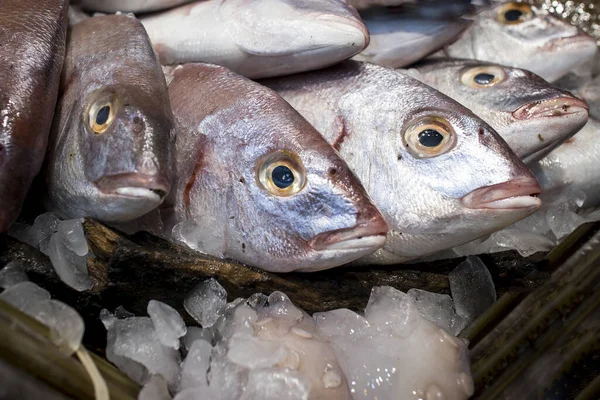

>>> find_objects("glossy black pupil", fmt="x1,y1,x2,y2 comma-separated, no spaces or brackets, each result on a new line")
474,73,495,85
272,165,294,189
504,9,523,21
418,129,444,147
96,106,110,126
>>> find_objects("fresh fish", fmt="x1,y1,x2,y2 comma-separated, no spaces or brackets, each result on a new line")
76,0,192,13
406,59,589,163
445,1,598,82
353,7,471,68
162,63,388,272
44,15,174,222
0,0,69,233
578,75,600,121
140,0,369,78
262,61,542,264
530,118,600,209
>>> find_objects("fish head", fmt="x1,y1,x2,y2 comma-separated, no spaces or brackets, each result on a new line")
412,60,589,163
451,1,597,81
60,84,173,222
220,0,368,72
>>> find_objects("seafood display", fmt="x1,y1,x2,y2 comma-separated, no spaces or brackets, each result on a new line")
1,0,599,399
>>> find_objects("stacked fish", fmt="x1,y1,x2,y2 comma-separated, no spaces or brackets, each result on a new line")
1,0,598,273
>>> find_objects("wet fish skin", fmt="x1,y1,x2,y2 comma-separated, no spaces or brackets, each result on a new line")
353,7,471,68
446,1,598,82
140,0,369,79
0,0,69,233
262,61,541,264
165,63,388,272
578,75,600,121
77,0,193,13
44,15,174,223
406,59,589,163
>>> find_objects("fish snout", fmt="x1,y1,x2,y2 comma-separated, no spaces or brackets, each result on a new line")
512,96,589,121
95,172,170,202
461,176,541,210
309,207,389,252
314,13,369,51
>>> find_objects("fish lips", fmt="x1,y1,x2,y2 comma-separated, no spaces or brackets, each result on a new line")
461,176,542,210
308,217,389,252
95,173,170,202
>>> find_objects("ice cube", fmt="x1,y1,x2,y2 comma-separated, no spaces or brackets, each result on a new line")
247,292,268,308
100,309,117,330
26,299,84,355
207,342,247,400
178,339,212,391
173,387,217,400
7,223,45,248
364,286,420,338
239,368,311,400
488,229,555,257
33,212,61,238
0,260,29,288
106,317,181,390
138,374,172,400
115,305,135,319
313,308,370,339
58,219,88,256
182,326,214,351
546,203,587,240
512,210,552,237
449,256,496,323
147,300,187,350
214,298,247,339
252,292,304,336
0,281,50,313
183,279,227,328
227,333,287,369
407,289,466,335
172,220,224,258
47,232,92,291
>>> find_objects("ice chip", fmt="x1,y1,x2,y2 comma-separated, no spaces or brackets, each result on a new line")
148,300,187,350
33,212,61,238
407,289,466,335
58,219,88,256
0,281,50,313
313,308,370,339
0,260,29,288
227,333,287,369
183,278,227,328
7,222,46,248
547,202,587,240
263,291,304,321
207,342,246,400
173,387,217,400
27,299,84,355
214,297,247,339
182,326,214,351
139,374,172,400
489,229,555,257
449,256,496,323
239,368,311,400
115,305,135,319
47,233,92,291
178,339,212,391
172,220,224,258
100,309,117,330
364,286,420,337
247,292,268,309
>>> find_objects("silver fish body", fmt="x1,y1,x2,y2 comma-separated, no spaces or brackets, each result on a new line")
353,7,471,68
446,1,598,82
140,0,369,78
262,61,541,264
406,59,589,164
77,0,192,13
44,15,174,222
530,118,600,209
164,63,388,272
0,0,68,233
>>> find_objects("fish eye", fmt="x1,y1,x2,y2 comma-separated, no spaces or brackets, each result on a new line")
497,2,532,25
460,65,506,88
403,117,456,158
88,98,116,135
257,151,306,196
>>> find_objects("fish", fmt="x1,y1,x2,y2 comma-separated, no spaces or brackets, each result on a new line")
353,7,471,68
445,1,598,82
43,14,174,223
162,63,389,272
261,61,542,264
405,59,589,164
0,0,69,233
140,0,369,78
578,75,600,121
76,0,192,13
530,118,600,209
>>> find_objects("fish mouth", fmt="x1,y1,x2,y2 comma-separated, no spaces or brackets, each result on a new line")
512,96,589,120
96,173,170,202
309,219,389,252
543,32,597,51
461,176,542,210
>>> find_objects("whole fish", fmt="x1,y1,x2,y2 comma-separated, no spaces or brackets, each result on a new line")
406,59,589,163
162,63,388,272
0,0,69,233
445,1,598,82
578,75,600,121
44,15,174,222
530,118,600,209
140,0,369,78
76,0,192,13
353,7,471,68
262,61,542,264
